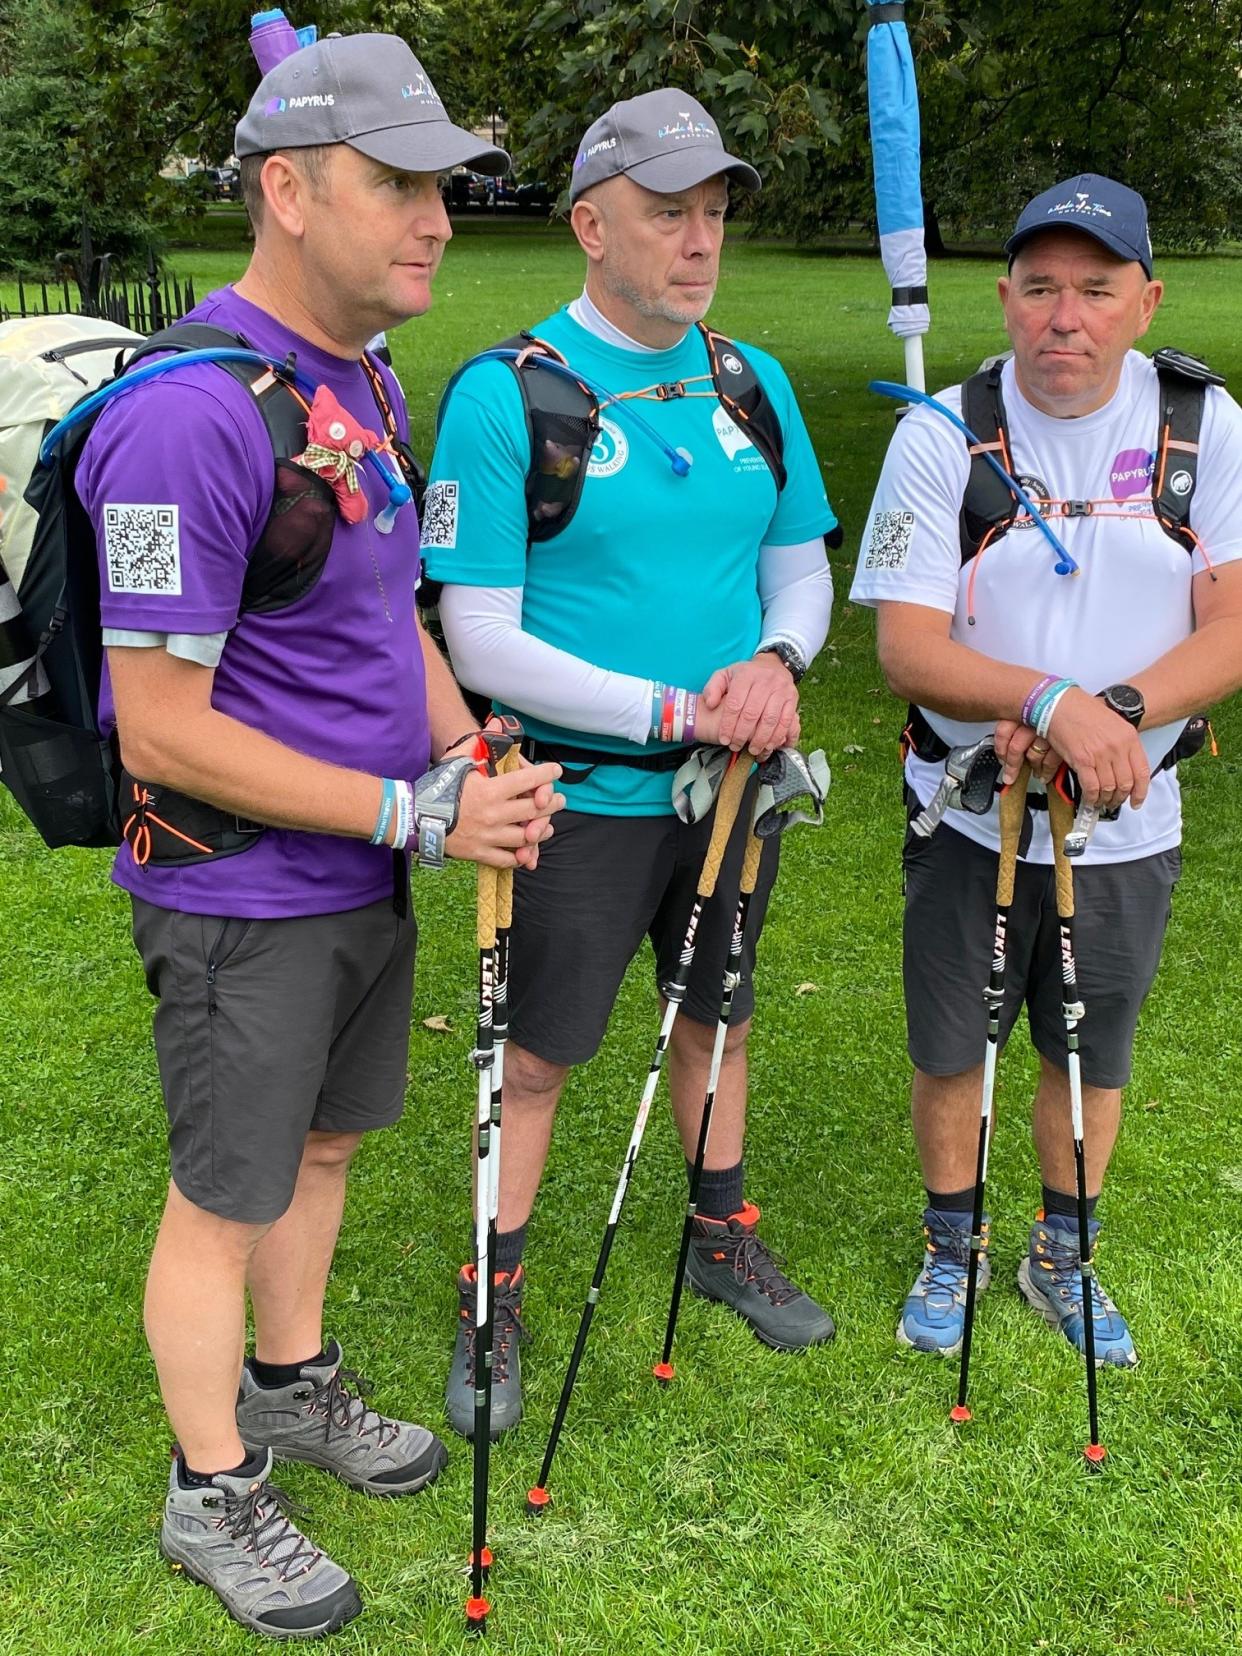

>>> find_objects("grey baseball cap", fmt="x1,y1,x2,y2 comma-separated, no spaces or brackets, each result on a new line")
569,88,761,203
235,34,509,176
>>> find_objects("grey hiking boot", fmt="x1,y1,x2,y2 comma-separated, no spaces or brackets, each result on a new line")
237,1341,448,1496
445,1263,527,1439
160,1446,362,1639
684,1202,835,1350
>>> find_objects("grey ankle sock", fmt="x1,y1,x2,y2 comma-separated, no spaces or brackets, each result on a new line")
693,1159,745,1220
494,1223,527,1277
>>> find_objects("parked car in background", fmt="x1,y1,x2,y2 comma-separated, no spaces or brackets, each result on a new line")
515,180,555,213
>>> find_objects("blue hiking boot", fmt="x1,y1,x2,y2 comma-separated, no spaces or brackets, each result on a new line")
897,1206,991,1356
1017,1214,1138,1369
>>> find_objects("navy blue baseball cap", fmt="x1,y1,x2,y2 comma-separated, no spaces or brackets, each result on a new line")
1005,174,1153,277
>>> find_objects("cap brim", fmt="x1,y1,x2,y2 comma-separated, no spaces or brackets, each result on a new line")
349,123,511,177
621,150,761,196
1005,222,1150,274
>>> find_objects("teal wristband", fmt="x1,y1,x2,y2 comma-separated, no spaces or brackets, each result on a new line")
371,777,396,845
1029,677,1074,732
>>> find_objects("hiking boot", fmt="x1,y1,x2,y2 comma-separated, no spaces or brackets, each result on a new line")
237,1341,448,1496
160,1446,362,1639
445,1264,527,1439
1017,1215,1138,1368
684,1202,835,1350
897,1206,992,1356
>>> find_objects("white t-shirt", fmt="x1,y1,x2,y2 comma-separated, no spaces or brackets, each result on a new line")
850,350,1242,863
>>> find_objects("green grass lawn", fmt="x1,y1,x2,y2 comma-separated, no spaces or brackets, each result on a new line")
2,225,1240,1655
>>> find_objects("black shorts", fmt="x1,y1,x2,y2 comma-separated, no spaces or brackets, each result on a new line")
131,896,417,1224
508,798,780,1067
902,802,1179,1089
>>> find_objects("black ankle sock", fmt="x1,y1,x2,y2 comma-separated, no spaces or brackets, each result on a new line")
178,1446,267,1489
926,1185,976,1217
494,1224,527,1278
1042,1185,1098,1224
250,1349,329,1389
693,1159,745,1221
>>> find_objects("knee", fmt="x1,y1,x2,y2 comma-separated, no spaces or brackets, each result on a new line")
504,1042,569,1106
301,1129,364,1172
673,1014,752,1059
162,1180,275,1261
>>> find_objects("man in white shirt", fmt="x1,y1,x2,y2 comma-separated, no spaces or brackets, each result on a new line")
851,173,1242,1368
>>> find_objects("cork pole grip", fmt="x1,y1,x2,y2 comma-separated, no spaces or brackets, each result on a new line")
696,757,750,899
476,864,498,950
495,744,522,931
996,760,1031,908
1046,782,1077,919
740,828,764,897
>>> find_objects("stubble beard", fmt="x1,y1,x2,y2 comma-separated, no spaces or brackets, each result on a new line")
606,267,716,328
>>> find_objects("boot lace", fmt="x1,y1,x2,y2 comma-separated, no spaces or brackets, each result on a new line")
1033,1227,1118,1323
918,1222,986,1301
463,1277,529,1386
211,1478,321,1581
298,1366,400,1450
719,1231,800,1307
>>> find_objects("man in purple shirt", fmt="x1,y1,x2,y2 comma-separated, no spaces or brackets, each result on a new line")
76,34,561,1640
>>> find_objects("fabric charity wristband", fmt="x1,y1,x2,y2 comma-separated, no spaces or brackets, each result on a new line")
650,681,699,745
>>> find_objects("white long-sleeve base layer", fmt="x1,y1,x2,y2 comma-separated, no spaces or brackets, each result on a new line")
439,538,833,746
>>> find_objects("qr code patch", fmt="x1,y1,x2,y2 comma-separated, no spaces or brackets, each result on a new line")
864,508,915,571
104,503,182,595
421,480,459,550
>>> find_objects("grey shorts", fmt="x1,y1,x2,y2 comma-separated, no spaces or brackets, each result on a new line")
508,795,780,1067
131,896,417,1223
902,799,1179,1089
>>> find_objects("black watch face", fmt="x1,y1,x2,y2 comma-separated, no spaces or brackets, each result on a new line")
1107,685,1144,721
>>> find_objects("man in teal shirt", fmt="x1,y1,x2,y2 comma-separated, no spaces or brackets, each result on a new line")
425,89,839,1436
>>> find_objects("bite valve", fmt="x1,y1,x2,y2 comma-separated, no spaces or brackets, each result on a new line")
374,479,414,534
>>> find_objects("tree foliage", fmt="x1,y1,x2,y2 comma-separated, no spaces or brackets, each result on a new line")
4,0,1242,273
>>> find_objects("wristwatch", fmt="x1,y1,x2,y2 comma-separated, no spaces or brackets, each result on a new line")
1099,683,1145,728
757,640,808,685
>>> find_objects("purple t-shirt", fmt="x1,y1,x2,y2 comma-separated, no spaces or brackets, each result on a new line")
76,286,430,918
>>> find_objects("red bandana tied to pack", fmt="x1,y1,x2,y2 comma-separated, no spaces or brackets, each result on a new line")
294,385,385,524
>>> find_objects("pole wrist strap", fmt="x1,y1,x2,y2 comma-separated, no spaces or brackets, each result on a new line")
413,756,475,869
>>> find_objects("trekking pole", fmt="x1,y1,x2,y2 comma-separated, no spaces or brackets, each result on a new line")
654,812,764,1384
526,753,751,1517
1047,776,1107,1469
951,759,1030,1424
466,733,523,1634
466,857,499,1635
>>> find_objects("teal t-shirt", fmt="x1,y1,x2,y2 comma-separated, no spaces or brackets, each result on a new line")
424,307,836,814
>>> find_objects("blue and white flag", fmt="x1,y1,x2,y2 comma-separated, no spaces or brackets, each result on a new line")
866,1,929,387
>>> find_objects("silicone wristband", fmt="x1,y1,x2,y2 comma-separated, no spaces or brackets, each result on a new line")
683,691,698,744
1021,673,1058,727
1035,681,1076,739
391,779,413,851
371,777,396,845
1029,676,1075,733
